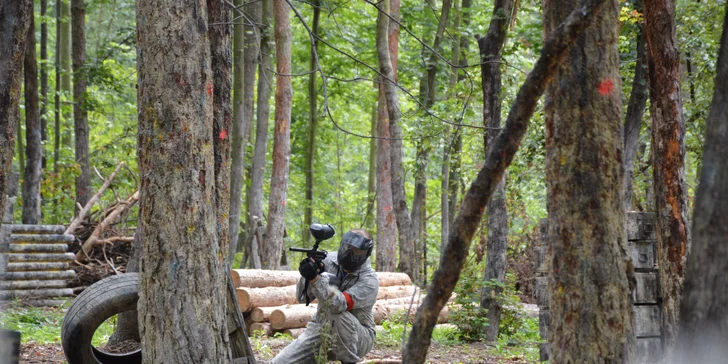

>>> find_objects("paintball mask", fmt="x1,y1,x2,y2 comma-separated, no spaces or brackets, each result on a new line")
337,231,373,271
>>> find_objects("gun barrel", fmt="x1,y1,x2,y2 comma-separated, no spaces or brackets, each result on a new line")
289,247,311,253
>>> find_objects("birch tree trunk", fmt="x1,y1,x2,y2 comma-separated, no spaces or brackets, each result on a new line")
643,0,691,346
136,0,232,361
23,9,42,224
675,8,728,361
263,0,292,269
477,0,514,343
544,0,634,362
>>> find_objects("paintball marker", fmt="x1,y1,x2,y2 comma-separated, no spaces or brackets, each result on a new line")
289,223,336,305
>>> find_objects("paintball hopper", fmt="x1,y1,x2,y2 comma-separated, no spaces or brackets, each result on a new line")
310,224,336,241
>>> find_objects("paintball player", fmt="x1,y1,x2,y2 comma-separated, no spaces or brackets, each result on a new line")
270,229,379,364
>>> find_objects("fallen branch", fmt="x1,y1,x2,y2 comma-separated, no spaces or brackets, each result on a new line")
75,190,139,262
65,162,125,235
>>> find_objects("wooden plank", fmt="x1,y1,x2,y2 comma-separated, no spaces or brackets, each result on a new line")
6,262,70,271
10,233,74,243
7,253,75,262
0,280,67,290
1,270,75,281
5,225,66,234
634,305,661,337
633,273,658,304
0,288,74,299
8,243,68,253
628,241,655,270
626,212,656,241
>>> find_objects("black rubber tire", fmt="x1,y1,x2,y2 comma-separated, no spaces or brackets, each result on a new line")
61,273,142,364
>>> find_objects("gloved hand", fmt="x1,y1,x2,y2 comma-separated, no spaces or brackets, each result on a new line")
299,258,321,280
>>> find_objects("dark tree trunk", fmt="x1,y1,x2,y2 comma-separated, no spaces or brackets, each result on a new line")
0,0,32,229
403,1,610,361
108,233,141,344
675,8,728,361
136,0,232,361
263,0,292,269
72,0,90,208
228,0,246,265
364,103,376,229
644,0,691,347
248,0,272,269
40,0,48,156
477,0,514,343
544,0,634,362
59,0,71,147
209,0,233,266
303,0,320,245
623,13,648,212
53,0,60,175
374,0,398,273
23,10,42,224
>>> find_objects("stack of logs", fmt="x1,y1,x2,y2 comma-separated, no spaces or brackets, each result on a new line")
232,269,450,337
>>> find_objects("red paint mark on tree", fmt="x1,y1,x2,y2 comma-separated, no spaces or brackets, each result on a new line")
207,83,214,96
598,79,615,96
219,130,228,140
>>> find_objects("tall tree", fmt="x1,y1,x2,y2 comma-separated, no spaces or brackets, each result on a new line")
375,0,399,273
136,0,232,361
72,0,90,208
40,0,48,160
544,0,634,362
228,0,246,264
675,7,728,361
403,0,611,361
623,7,648,211
303,0,320,245
364,103,376,229
53,0,60,174
643,0,691,346
23,5,42,224
248,0,273,268
59,0,71,147
477,0,514,343
262,0,292,269
1,0,33,229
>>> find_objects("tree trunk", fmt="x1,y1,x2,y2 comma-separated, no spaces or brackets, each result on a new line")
544,0,634,362
478,0,514,343
0,0,32,232
40,0,48,159
364,103,376,229
59,0,71,147
228,0,246,265
23,10,42,224
675,8,728,361
136,0,232,361
623,12,648,212
108,234,141,344
53,0,60,175
643,0,691,347
248,0,272,268
303,0,320,245
72,0,90,209
375,0,399,273
263,0,292,269
403,1,609,362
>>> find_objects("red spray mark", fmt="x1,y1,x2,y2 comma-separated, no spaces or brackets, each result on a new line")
598,79,615,96
219,130,228,140
207,83,214,96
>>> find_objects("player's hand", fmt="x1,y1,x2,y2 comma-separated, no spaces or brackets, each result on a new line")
299,258,321,280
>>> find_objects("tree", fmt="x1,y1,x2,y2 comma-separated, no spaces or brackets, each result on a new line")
1,0,33,229
40,0,48,163
72,0,90,208
544,0,635,362
375,0,399,273
303,0,320,245
262,0,293,269
23,5,42,224
59,0,71,147
477,0,514,343
643,0,691,346
675,6,728,361
136,0,232,361
403,0,610,361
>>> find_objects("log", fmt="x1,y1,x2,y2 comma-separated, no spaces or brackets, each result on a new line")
8,243,68,253
236,285,300,312
76,190,140,262
0,288,74,299
376,285,419,300
230,269,413,288
5,225,65,234
65,161,124,235
8,253,75,262
6,262,69,271
1,270,75,281
373,304,449,325
269,305,318,330
249,322,276,337
251,303,317,322
282,328,305,338
10,234,74,244
0,280,67,290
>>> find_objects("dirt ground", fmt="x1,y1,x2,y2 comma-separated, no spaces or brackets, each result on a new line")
20,339,532,364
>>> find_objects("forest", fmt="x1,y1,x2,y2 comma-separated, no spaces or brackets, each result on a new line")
0,0,726,362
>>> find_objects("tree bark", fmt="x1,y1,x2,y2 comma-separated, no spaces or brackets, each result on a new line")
136,0,232,361
623,13,648,212
248,0,272,268
402,1,610,362
228,0,246,265
23,9,42,224
477,0,514,343
644,0,691,347
364,103,376,229
40,0,48,156
53,0,60,175
675,7,728,361
59,0,71,147
0,0,32,233
544,0,635,362
263,0,292,269
303,0,320,245
72,0,90,209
